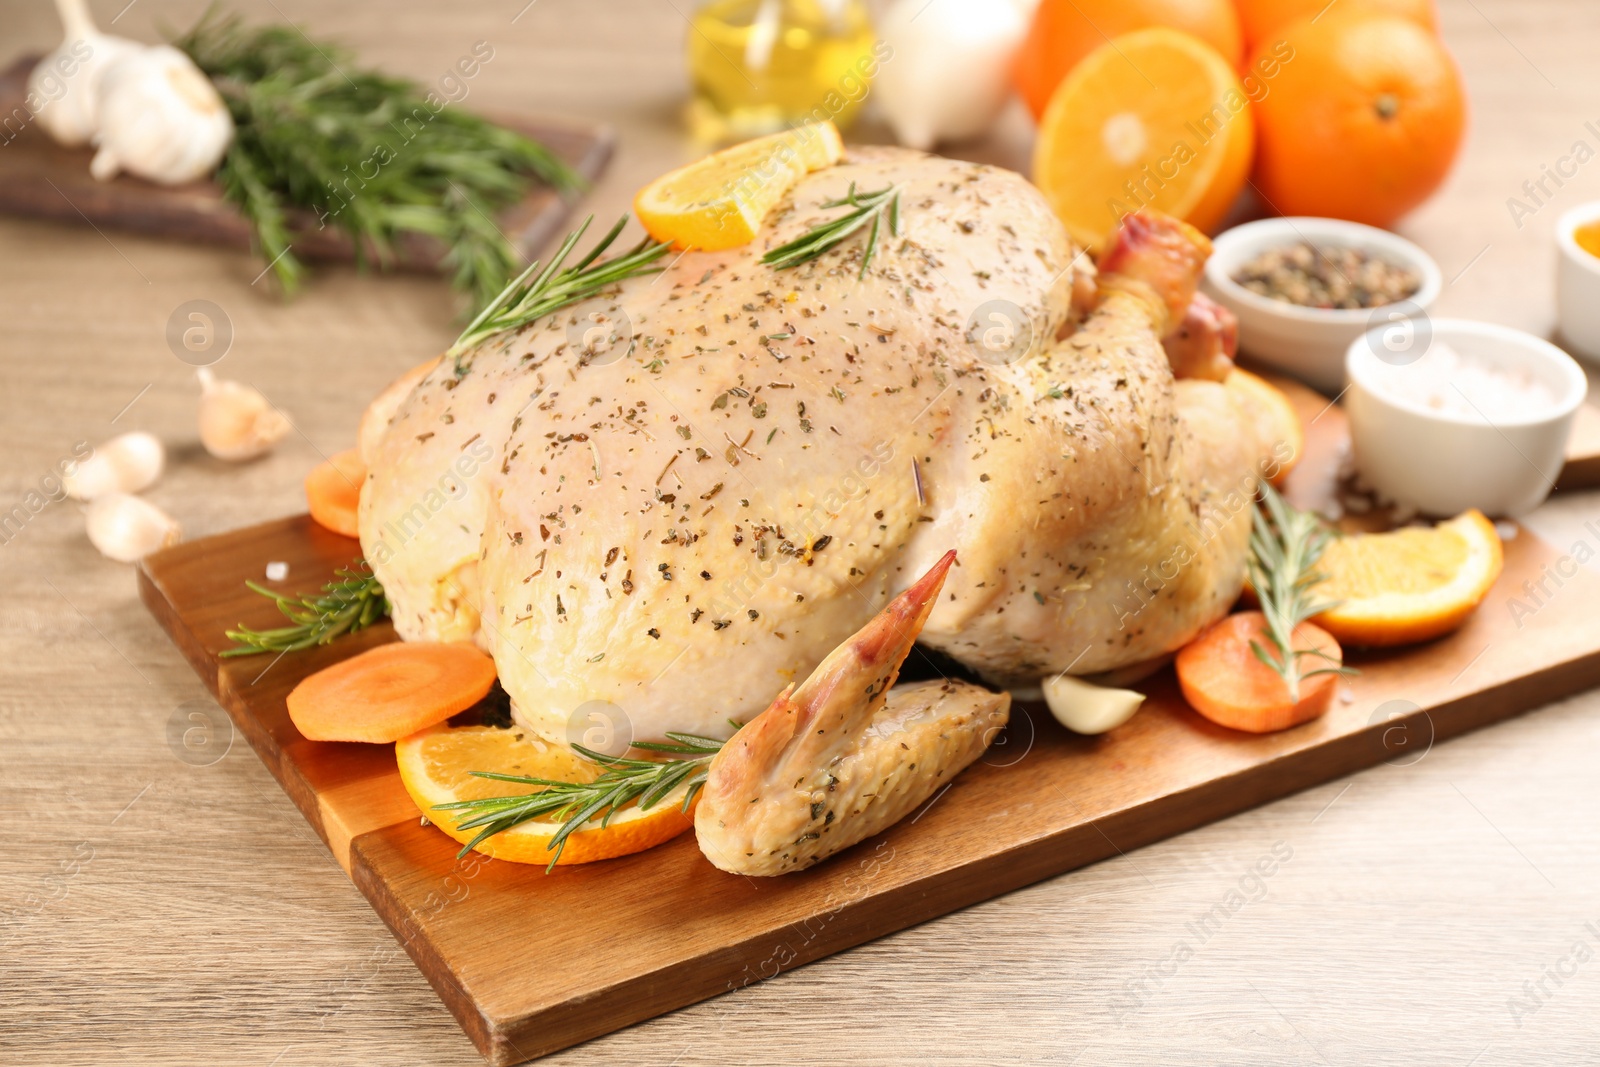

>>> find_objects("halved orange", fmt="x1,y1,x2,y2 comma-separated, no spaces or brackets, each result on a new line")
397,723,697,865
1312,510,1503,647
1032,27,1253,247
1225,368,1304,485
305,448,366,538
634,121,844,251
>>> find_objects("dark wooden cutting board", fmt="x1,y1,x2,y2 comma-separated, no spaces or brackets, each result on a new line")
0,55,612,268
137,376,1600,1064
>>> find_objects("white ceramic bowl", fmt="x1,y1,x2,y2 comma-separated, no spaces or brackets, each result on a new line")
1556,201,1600,361
1201,217,1442,394
1345,319,1586,517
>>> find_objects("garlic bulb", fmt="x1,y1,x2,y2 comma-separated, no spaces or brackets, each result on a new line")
876,0,1031,150
63,431,165,500
197,367,292,461
86,493,181,562
90,45,233,185
28,0,140,147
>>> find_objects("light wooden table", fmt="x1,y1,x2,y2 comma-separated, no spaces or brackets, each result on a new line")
4,1,1600,1063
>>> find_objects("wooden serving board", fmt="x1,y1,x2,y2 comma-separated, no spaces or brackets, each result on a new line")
138,378,1600,1064
0,56,613,268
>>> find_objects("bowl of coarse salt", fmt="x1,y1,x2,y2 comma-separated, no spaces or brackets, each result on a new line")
1345,320,1587,517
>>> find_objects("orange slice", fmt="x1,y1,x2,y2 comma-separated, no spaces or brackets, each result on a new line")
397,722,697,865
1225,368,1304,486
1312,510,1503,647
1031,27,1253,248
305,448,366,538
634,121,844,251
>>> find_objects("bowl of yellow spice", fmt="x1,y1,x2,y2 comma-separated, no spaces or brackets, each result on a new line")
1557,203,1600,360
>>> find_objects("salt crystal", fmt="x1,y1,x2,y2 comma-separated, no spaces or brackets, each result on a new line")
265,561,289,581
1370,340,1560,423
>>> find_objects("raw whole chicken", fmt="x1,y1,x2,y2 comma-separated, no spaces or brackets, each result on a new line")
357,147,1292,751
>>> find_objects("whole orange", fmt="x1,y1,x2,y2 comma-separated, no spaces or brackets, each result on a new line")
1014,0,1243,120
1236,0,1438,53
1249,12,1465,227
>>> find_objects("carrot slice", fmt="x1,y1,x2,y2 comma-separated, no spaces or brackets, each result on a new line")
305,448,366,538
1175,611,1342,733
287,642,497,743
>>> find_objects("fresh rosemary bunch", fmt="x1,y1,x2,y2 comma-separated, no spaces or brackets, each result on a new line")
174,8,580,310
448,214,672,363
222,564,388,657
1247,483,1350,700
762,182,902,279
435,733,724,869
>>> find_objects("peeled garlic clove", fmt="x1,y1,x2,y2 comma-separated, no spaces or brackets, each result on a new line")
197,368,292,461
1043,674,1146,736
86,493,181,562
90,44,234,185
63,431,165,500
28,0,141,147
877,0,1028,150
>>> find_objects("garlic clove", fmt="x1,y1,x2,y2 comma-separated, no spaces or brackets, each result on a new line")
90,44,234,185
1042,673,1146,736
86,492,181,562
197,367,292,461
28,0,141,148
63,431,165,500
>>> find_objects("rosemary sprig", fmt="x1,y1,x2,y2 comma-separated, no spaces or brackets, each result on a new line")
221,565,388,657
174,8,581,310
761,182,902,279
433,733,724,869
1247,482,1351,700
448,215,672,365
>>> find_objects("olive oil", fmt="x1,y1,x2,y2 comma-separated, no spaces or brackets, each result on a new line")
687,0,878,142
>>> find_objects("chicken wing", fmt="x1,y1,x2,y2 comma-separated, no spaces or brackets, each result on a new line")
695,550,1009,876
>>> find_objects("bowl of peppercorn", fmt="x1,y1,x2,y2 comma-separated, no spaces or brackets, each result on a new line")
1201,217,1442,394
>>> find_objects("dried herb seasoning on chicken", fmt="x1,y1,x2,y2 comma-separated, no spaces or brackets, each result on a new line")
358,147,1296,747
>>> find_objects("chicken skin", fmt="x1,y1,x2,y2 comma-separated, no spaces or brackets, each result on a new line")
357,147,1290,744
695,551,1008,876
